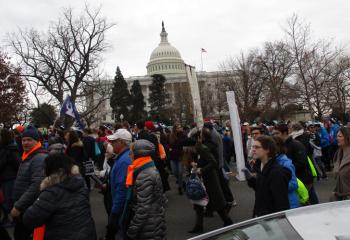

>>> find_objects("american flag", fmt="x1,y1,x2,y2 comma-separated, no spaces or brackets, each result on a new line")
201,48,207,53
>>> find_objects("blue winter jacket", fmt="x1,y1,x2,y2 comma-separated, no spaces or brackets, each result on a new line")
110,149,131,216
276,154,300,209
319,124,340,148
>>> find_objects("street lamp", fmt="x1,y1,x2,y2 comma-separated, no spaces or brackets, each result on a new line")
120,114,124,121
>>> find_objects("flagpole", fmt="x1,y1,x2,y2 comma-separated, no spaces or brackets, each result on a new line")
200,51,203,72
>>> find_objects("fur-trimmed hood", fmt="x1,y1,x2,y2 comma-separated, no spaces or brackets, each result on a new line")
40,165,81,191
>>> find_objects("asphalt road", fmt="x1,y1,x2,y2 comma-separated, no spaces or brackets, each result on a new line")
90,173,336,240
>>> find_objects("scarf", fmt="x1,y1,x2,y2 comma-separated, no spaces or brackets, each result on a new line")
126,156,153,187
121,156,155,224
22,142,42,161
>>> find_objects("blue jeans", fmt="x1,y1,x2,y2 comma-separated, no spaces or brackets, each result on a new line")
170,160,183,189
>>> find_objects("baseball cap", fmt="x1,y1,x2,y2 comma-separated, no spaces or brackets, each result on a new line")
107,129,132,142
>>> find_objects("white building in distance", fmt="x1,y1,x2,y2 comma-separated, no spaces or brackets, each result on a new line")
92,22,230,126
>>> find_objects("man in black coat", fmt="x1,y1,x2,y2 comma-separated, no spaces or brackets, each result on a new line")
11,125,48,240
273,124,319,204
138,121,170,192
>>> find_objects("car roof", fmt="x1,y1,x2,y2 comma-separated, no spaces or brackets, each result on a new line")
188,200,350,240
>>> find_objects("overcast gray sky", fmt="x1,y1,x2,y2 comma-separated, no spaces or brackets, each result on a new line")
1,0,349,78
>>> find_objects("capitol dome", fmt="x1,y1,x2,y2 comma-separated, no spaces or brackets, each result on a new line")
146,22,186,76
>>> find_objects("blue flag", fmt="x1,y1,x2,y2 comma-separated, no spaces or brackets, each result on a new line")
60,96,85,129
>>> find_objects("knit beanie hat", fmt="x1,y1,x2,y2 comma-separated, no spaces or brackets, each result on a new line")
132,139,155,158
22,125,40,141
144,121,156,132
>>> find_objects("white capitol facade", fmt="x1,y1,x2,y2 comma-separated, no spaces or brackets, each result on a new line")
93,22,230,125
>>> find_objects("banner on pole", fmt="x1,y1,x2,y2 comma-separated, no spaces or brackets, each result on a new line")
226,91,245,181
185,64,204,128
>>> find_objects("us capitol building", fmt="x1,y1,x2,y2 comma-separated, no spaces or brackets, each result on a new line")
92,22,231,126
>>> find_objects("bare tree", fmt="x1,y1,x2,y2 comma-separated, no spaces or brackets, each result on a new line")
171,82,193,124
256,41,295,119
8,6,115,110
326,56,350,121
220,50,267,122
285,14,340,119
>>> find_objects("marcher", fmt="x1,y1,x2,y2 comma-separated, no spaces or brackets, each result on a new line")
202,124,235,213
183,133,232,234
320,117,340,171
169,123,187,195
22,153,97,240
245,136,290,217
273,136,300,209
11,125,48,240
138,121,170,192
105,129,132,240
246,126,264,169
308,123,327,179
64,130,89,188
272,124,318,204
0,129,20,224
125,139,166,239
332,127,350,201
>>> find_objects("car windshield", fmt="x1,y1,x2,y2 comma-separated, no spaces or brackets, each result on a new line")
204,216,302,240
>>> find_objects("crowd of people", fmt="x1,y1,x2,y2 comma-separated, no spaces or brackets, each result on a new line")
0,116,349,239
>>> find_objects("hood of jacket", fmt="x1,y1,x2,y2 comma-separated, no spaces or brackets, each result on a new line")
276,154,291,164
289,129,304,140
40,165,82,191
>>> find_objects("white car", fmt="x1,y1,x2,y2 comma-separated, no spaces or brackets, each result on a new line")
188,200,350,240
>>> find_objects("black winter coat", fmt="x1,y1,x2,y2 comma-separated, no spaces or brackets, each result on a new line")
196,143,227,211
248,158,291,217
23,170,97,240
83,136,97,162
66,141,87,175
295,132,313,158
138,131,170,192
285,137,313,185
0,144,20,182
13,148,47,212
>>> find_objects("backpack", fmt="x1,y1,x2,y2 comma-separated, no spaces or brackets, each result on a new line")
186,172,207,201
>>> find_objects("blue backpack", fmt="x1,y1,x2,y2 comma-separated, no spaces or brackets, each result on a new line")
186,172,207,201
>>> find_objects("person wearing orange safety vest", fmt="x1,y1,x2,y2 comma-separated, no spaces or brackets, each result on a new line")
11,125,48,240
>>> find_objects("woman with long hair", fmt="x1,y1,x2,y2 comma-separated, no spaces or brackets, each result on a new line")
23,153,97,240
332,127,350,200
183,133,232,234
64,130,90,189
0,129,20,218
169,123,187,195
